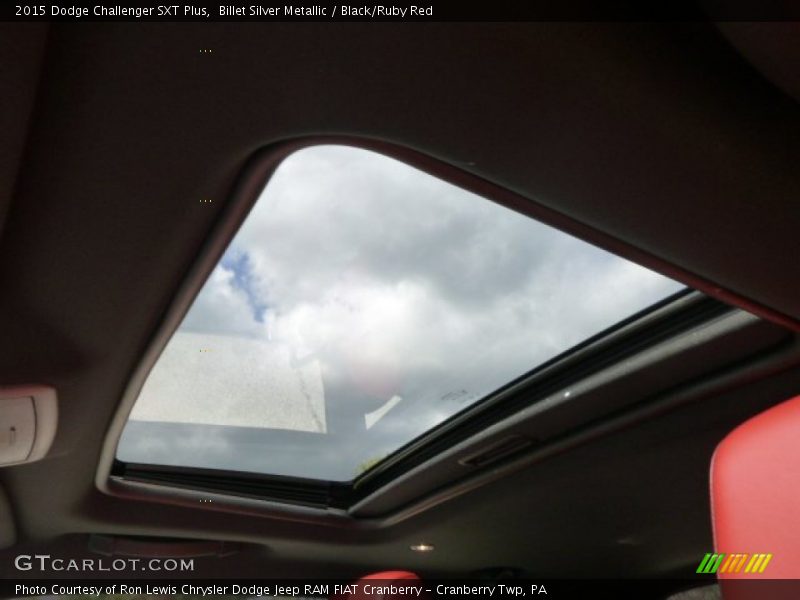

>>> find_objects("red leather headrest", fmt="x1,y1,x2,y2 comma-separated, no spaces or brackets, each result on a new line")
711,394,800,578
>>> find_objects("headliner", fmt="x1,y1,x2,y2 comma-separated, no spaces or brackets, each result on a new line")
0,21,799,579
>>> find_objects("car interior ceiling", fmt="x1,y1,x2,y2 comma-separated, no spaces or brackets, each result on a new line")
0,19,799,593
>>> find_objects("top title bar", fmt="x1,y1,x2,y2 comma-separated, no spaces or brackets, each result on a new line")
4,0,800,22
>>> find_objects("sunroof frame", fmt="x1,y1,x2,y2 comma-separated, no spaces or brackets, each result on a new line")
96,136,742,519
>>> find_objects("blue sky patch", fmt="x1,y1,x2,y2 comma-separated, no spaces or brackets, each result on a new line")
221,248,268,323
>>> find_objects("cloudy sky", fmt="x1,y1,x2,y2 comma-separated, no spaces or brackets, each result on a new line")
120,145,684,481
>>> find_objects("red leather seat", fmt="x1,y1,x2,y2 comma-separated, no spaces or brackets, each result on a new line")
711,394,800,579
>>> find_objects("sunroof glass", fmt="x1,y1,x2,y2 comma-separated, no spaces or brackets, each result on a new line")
117,144,685,482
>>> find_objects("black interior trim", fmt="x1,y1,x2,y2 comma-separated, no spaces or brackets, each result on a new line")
116,463,350,509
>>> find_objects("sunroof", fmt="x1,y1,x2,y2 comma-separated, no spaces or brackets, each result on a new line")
117,144,685,482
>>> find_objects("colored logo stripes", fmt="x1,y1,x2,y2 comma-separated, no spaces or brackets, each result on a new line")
697,553,772,574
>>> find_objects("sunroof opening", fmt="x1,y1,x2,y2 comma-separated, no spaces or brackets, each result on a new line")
117,144,685,483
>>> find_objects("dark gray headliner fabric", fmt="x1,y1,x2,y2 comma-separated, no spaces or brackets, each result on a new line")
0,22,799,578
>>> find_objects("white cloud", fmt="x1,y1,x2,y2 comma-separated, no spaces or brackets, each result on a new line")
127,145,684,480
182,265,266,338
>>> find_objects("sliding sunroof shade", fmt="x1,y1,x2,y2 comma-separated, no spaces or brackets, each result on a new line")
117,145,684,482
